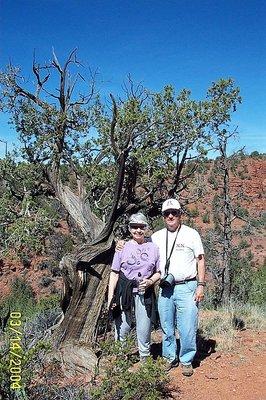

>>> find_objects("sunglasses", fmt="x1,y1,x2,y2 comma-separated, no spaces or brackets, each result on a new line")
162,210,181,217
129,224,147,230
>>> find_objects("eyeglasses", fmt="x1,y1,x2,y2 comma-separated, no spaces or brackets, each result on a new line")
129,224,147,230
162,210,180,217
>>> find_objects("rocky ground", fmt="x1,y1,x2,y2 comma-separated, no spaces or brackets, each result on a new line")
32,328,266,399
167,329,266,400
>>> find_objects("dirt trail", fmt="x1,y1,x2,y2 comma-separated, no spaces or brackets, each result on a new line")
168,330,266,400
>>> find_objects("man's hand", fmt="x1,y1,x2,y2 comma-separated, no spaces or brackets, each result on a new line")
115,240,125,252
194,285,204,302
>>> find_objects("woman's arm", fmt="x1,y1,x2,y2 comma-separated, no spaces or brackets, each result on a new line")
139,244,161,292
107,270,119,309
138,272,161,292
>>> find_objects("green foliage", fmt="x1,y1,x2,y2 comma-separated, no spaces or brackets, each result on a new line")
0,278,36,319
250,212,266,228
230,249,254,303
208,174,219,190
0,54,243,227
5,209,55,254
89,338,170,400
0,160,60,257
249,265,266,306
188,207,199,217
203,233,265,309
202,211,210,223
0,278,60,321
150,216,165,232
250,151,265,159
238,170,249,180
0,326,51,399
36,294,61,312
0,287,60,399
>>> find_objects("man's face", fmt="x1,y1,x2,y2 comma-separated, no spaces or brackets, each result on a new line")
162,209,181,232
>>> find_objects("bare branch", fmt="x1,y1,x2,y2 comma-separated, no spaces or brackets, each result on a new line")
109,94,120,157
52,47,63,73
14,83,51,110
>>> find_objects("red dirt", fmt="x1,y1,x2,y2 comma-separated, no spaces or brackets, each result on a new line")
168,330,266,400
32,328,266,399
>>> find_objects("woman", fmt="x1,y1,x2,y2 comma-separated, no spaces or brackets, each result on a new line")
107,212,161,361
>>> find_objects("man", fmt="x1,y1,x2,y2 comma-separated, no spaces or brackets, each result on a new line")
152,198,205,376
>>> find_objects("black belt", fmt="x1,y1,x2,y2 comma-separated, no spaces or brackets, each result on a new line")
175,277,197,285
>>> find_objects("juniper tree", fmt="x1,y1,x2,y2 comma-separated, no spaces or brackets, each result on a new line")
0,50,240,370
206,79,241,304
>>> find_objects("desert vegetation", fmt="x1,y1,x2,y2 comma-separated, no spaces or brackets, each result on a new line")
0,50,265,399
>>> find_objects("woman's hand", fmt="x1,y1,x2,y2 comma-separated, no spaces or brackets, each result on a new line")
107,296,114,310
138,278,154,292
107,297,117,310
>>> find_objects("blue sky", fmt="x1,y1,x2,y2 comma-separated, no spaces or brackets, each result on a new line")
0,0,265,157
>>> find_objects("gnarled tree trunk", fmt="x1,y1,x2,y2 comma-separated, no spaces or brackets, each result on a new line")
52,234,114,374
48,153,127,375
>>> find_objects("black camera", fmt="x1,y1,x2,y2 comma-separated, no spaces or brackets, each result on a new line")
159,273,175,289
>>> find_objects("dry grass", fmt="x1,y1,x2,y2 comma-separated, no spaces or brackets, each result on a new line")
199,303,266,351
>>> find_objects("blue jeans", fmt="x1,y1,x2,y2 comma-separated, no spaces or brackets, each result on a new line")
114,294,151,358
158,280,198,365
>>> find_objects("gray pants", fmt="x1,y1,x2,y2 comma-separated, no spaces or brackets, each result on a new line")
114,294,152,358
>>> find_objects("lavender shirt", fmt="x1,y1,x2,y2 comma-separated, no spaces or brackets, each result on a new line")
111,240,161,286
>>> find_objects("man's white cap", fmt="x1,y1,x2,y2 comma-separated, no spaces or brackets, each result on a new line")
129,212,149,227
162,199,181,213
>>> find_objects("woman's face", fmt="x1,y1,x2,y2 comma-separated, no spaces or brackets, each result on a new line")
129,224,147,243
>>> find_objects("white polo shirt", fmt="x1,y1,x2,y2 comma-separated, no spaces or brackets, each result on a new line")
151,225,204,281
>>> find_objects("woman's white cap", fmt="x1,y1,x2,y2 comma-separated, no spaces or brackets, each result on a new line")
128,212,149,227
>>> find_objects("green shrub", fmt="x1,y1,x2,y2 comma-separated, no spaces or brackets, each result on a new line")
4,209,55,255
188,207,199,218
0,289,60,399
208,175,219,190
0,278,36,320
0,279,61,322
235,205,249,218
0,313,51,399
250,151,265,159
202,212,210,223
250,212,266,228
230,251,266,306
249,265,266,306
89,338,170,400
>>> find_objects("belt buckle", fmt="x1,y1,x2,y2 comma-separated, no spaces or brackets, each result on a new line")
175,279,186,285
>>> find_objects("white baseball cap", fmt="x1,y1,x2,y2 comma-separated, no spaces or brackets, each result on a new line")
162,199,181,213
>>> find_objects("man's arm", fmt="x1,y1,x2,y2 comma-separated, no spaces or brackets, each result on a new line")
195,254,205,302
115,240,125,252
